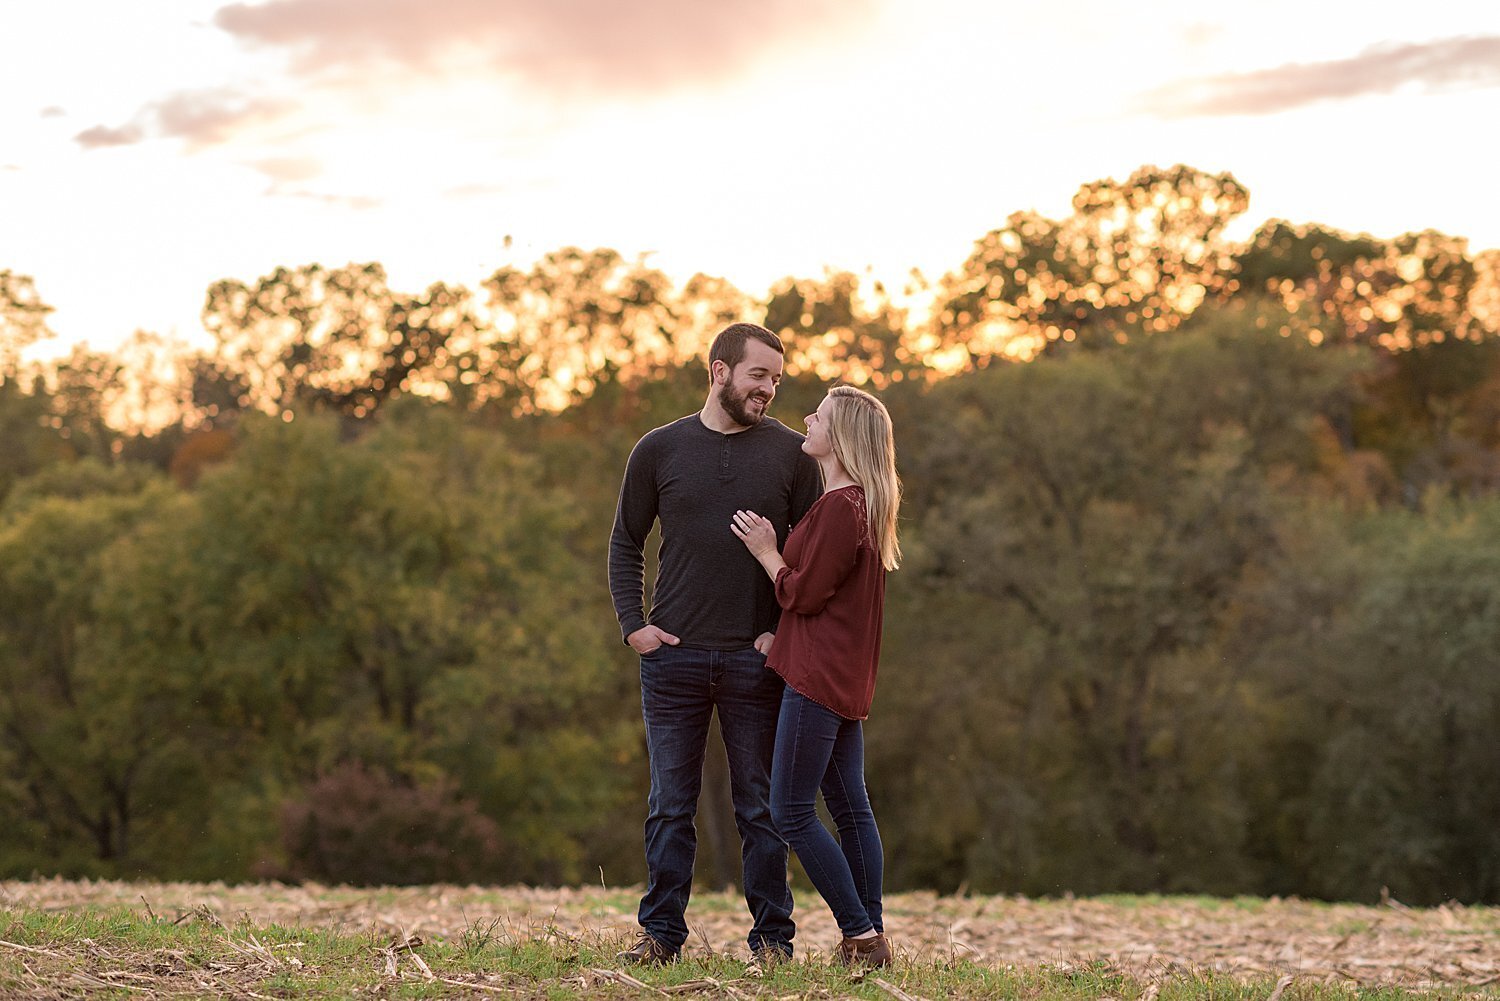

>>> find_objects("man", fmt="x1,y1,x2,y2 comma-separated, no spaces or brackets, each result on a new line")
609,322,822,964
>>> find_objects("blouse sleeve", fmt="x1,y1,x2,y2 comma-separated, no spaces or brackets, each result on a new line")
774,494,860,615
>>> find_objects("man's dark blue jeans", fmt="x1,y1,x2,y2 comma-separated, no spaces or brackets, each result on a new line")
769,685,884,939
638,644,795,957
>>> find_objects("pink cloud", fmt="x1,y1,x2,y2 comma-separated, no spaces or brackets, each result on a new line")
1140,35,1500,118
74,88,295,151
75,123,147,148
213,0,877,94
252,156,324,184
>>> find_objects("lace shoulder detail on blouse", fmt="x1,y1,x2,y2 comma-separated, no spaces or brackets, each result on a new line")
837,486,873,551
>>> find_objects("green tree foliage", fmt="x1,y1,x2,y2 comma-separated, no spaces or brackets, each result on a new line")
933,165,1249,362
0,408,643,883
150,407,639,882
1228,500,1500,904
200,262,479,421
1352,337,1500,497
1300,504,1500,904
0,462,188,874
0,379,60,506
474,248,748,415
1228,221,1500,494
0,272,68,503
191,251,751,426
37,345,125,461
763,271,924,387
5,164,1500,902
1232,222,1490,349
876,311,1362,894
0,270,54,383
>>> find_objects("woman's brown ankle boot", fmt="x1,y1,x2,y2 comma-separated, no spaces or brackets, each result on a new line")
836,932,892,968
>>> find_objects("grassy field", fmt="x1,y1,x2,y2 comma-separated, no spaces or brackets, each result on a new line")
3,881,1497,999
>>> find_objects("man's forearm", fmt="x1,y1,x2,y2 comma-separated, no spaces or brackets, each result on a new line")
607,532,648,640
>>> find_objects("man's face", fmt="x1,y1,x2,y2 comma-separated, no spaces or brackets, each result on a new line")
716,340,784,428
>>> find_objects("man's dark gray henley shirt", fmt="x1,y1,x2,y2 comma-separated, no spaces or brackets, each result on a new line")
609,413,823,650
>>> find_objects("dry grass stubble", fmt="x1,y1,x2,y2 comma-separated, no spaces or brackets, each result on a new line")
3,880,1498,996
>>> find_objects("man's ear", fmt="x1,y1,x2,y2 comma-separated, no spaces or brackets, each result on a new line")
710,359,729,385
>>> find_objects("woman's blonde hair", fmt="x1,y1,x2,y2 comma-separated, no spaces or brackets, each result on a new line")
825,385,902,571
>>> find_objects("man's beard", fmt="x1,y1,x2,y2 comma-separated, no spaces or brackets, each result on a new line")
719,381,771,427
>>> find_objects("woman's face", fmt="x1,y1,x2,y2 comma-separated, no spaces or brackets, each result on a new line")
802,395,835,459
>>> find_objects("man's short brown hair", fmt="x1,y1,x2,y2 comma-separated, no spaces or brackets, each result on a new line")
708,323,784,374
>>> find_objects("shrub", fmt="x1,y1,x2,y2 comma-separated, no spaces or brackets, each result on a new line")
277,761,504,885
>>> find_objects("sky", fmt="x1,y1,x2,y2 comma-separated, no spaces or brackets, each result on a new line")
4,0,1500,358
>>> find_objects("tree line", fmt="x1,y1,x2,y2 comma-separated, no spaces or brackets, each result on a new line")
2,165,1497,903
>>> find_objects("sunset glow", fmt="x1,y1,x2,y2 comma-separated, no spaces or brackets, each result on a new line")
4,0,1500,358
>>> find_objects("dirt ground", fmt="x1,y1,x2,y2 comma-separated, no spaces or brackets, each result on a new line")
3,880,1498,991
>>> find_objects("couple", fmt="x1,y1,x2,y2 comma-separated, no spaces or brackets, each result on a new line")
608,322,901,968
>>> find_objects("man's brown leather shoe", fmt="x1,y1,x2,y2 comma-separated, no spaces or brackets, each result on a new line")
616,931,678,966
836,931,892,968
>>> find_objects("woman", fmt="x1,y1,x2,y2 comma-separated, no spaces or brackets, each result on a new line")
730,384,901,968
